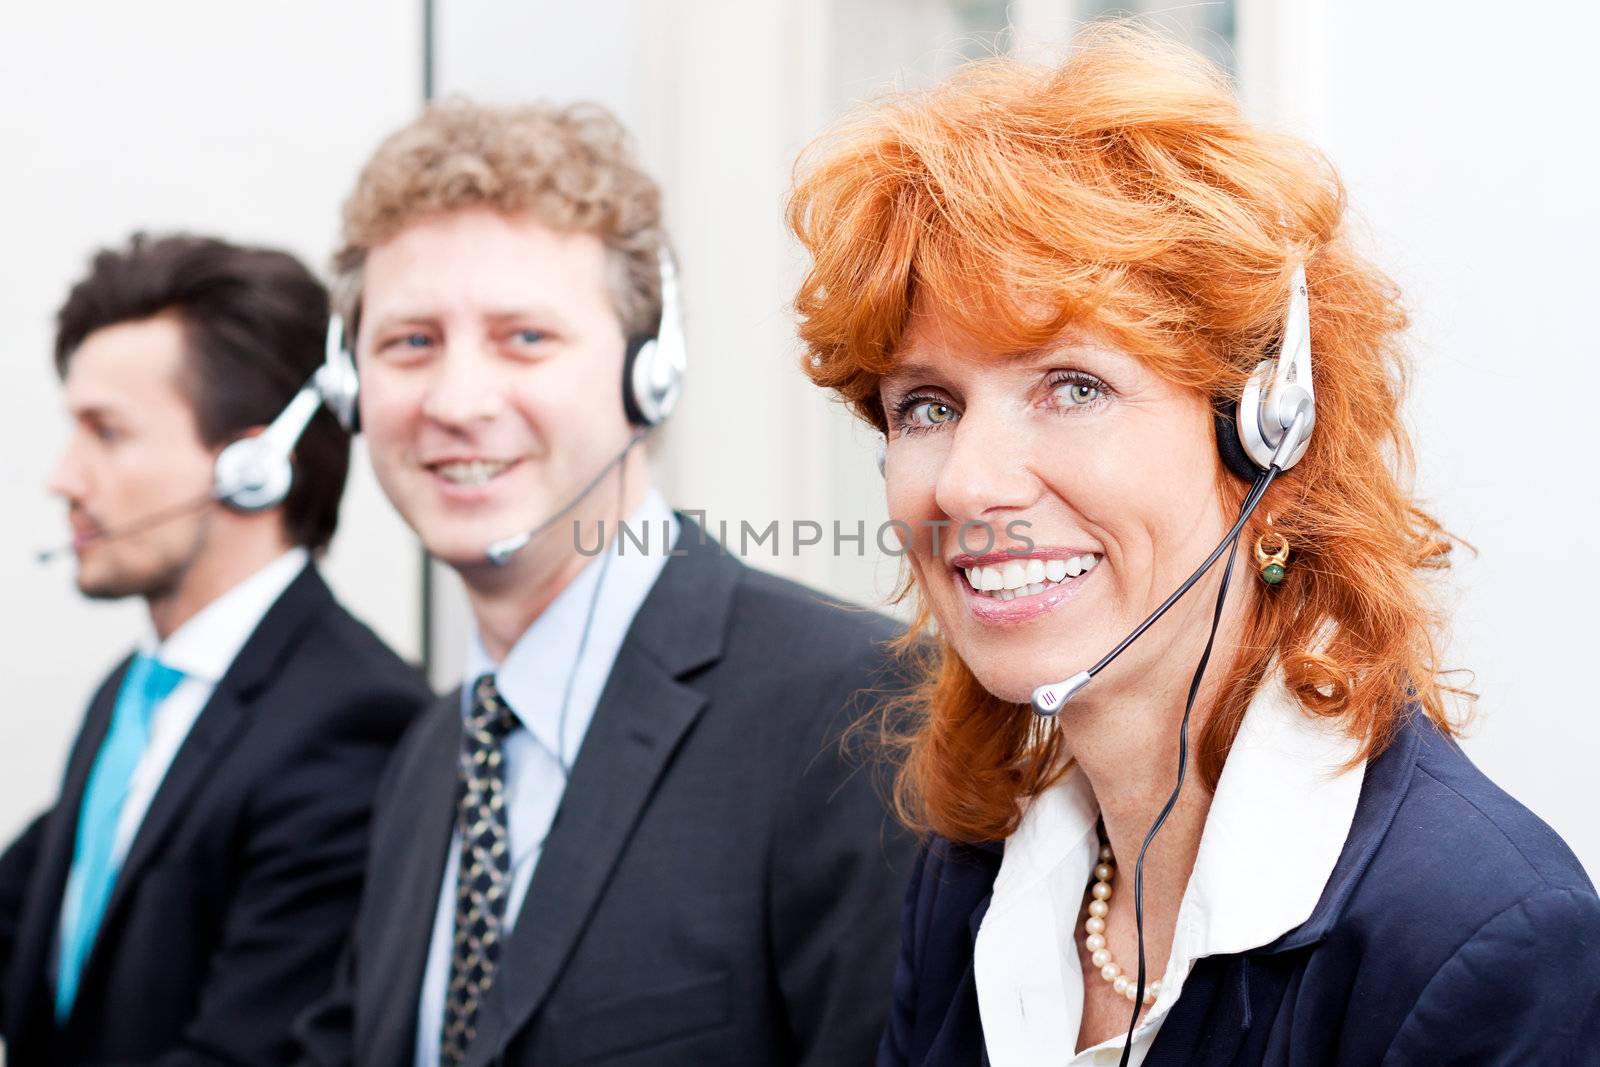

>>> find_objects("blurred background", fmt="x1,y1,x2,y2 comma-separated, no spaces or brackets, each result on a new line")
3,0,1597,887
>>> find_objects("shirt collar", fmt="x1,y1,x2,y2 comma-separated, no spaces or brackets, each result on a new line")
462,490,677,760
1174,671,1366,958
145,548,310,684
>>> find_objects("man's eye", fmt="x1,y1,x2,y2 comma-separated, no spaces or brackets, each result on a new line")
379,332,433,353
511,329,547,345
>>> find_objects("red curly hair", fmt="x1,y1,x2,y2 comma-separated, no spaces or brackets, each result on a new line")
787,24,1463,844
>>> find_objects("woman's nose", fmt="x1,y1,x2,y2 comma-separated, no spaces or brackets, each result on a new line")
932,405,1040,527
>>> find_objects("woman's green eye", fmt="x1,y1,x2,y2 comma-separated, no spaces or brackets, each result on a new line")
909,400,957,426
1058,381,1101,405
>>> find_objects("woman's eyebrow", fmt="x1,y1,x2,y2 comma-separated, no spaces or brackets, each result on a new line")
879,359,940,393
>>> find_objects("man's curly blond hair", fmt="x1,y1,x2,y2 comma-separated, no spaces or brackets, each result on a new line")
334,98,666,338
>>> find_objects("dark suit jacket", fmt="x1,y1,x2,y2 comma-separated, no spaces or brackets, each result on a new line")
881,706,1600,1066
296,520,916,1067
0,565,432,1066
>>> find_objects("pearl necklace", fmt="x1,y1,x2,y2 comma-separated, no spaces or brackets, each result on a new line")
1084,842,1162,1006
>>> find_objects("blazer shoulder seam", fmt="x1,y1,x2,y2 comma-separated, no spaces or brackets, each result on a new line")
1411,764,1562,890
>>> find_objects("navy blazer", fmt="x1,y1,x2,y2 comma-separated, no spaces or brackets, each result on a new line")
882,709,1600,1065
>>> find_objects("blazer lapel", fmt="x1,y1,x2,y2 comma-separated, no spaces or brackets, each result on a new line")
468,521,738,1066
88,566,331,985
3,658,129,1036
360,697,462,1067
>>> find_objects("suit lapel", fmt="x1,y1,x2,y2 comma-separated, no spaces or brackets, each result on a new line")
88,566,331,986
95,688,253,935
2,658,128,1036
468,521,738,1066
360,698,461,1067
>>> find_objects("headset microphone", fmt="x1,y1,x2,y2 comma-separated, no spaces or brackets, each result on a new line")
482,428,651,567
35,491,218,565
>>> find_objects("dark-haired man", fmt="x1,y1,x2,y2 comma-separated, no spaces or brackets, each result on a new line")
0,234,433,1065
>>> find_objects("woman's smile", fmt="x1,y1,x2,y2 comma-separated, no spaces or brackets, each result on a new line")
952,549,1104,624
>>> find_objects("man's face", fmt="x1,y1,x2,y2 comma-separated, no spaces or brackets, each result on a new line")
50,314,217,600
356,208,634,578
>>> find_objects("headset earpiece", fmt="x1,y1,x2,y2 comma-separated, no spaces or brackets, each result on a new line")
1213,398,1261,482
622,335,661,427
1220,265,1316,480
212,351,352,512
320,312,361,434
623,247,687,427
212,436,294,512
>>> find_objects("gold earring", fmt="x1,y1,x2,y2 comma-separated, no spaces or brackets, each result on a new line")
1254,525,1290,585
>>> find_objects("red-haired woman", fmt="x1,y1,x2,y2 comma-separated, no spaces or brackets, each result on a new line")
789,25,1599,1067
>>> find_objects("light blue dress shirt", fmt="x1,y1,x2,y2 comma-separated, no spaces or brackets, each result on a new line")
414,492,678,1067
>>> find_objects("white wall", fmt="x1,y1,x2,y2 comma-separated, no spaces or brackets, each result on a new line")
0,2,424,846
1238,0,1600,877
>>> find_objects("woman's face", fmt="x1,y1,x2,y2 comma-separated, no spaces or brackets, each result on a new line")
880,311,1243,706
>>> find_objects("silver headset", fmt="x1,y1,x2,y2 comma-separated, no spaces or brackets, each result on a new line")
1235,265,1315,473
209,354,354,513
316,244,686,436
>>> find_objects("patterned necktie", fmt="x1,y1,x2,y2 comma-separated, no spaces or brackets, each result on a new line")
56,652,185,1022
440,673,519,1066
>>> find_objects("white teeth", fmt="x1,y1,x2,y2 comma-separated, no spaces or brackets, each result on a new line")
435,460,511,487
972,566,995,591
962,554,1103,601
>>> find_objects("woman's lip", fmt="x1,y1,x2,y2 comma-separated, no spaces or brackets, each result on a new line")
957,564,1096,624
949,548,1100,568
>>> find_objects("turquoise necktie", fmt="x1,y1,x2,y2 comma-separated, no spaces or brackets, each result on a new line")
55,652,185,1022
